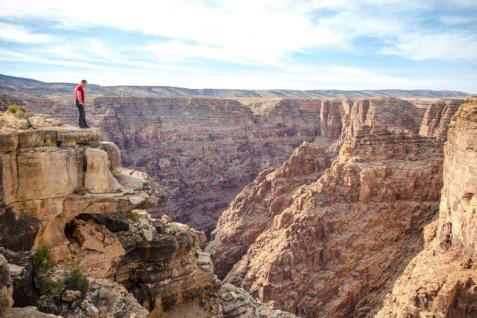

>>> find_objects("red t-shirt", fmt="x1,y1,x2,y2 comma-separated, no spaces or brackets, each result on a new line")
75,85,85,104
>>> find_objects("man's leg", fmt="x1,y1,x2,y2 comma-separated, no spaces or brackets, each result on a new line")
76,103,87,128
82,105,89,128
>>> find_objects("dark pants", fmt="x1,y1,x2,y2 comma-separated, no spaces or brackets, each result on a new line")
75,101,88,128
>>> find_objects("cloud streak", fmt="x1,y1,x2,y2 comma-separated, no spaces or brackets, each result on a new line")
0,22,58,44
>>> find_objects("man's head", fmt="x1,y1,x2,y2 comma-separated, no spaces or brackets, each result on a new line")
80,79,87,87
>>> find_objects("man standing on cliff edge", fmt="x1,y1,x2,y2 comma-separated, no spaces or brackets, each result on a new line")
74,79,89,128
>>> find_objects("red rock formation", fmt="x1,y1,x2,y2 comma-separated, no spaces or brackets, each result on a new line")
89,97,331,234
208,97,444,277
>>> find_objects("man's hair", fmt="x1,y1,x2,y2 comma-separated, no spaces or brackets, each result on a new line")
81,79,87,84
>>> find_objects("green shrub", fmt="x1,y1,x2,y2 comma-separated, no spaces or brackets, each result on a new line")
64,262,89,294
126,210,140,222
36,276,64,297
32,246,62,296
6,104,24,114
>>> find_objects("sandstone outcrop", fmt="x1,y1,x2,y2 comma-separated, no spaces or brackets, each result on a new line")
209,102,447,316
107,210,294,318
376,96,477,317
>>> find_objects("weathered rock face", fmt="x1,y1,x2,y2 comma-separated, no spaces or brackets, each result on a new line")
24,96,460,235
209,120,446,316
52,278,150,318
417,99,462,139
112,210,219,316
376,96,477,318
66,218,126,279
0,111,165,262
437,97,477,251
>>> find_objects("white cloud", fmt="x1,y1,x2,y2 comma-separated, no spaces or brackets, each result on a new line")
381,31,477,60
0,22,57,44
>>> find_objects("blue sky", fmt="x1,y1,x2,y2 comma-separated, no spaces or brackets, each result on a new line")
0,0,476,92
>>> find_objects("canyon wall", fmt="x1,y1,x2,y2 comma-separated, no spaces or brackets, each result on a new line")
23,95,462,235
207,98,464,317
376,96,477,318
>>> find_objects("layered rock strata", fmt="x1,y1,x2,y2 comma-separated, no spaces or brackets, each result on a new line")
417,99,463,139
89,97,328,234
376,96,477,317
208,98,449,279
